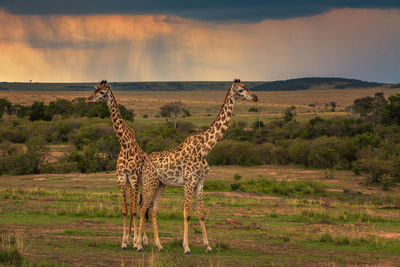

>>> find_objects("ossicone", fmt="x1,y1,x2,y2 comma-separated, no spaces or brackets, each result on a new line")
233,79,240,83
101,80,107,84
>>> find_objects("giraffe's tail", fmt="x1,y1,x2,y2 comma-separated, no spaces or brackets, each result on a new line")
138,193,149,222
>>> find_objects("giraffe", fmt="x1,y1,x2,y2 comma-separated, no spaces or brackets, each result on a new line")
86,80,149,250
135,79,258,253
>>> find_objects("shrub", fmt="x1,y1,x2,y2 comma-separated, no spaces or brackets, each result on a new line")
355,156,395,185
66,146,109,173
176,121,196,135
0,136,49,175
69,123,113,149
307,136,346,169
256,142,277,164
207,140,262,166
119,104,134,121
287,139,310,166
203,180,229,192
233,178,326,197
87,102,110,119
283,105,296,122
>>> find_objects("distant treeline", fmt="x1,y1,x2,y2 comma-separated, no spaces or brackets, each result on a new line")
0,77,395,91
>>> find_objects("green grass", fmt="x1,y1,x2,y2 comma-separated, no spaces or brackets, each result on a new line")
2,170,400,266
297,208,395,224
203,180,229,192
232,178,327,197
0,232,24,266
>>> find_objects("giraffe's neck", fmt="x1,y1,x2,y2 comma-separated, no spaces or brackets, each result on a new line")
201,87,236,154
106,91,135,146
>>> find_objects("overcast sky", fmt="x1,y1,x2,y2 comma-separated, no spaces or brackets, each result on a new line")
0,1,399,82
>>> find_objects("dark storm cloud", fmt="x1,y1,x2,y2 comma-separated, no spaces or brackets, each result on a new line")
1,0,400,21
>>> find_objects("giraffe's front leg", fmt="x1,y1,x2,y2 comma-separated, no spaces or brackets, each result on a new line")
117,176,129,250
128,178,138,249
195,180,212,253
183,184,194,254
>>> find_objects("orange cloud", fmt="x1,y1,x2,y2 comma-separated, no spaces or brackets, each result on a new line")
0,8,399,82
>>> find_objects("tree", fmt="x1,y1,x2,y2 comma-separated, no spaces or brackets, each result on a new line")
87,102,110,119
283,105,296,122
46,99,73,119
0,98,12,119
119,104,135,121
71,97,91,117
29,101,50,121
329,102,337,112
160,101,190,129
385,94,400,125
13,104,30,118
352,93,388,126
26,136,49,174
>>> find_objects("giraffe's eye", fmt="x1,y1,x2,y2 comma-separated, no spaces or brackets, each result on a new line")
238,89,243,92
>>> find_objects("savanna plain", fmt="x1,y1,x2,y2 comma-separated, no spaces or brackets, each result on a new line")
1,86,400,266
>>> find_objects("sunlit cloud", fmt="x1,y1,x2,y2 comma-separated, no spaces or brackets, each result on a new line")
0,8,399,82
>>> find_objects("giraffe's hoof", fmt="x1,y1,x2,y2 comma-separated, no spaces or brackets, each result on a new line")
137,248,144,252
157,247,164,252
184,251,191,255
206,247,212,253
121,244,128,251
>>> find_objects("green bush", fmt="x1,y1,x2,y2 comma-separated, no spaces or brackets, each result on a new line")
307,136,346,169
355,156,396,184
288,139,310,166
65,147,109,173
254,142,275,164
207,140,262,166
203,180,229,192
0,136,49,175
232,178,326,197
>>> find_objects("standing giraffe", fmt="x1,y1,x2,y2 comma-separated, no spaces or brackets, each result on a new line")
135,79,258,253
86,80,148,250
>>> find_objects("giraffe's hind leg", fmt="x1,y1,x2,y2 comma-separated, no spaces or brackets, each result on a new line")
138,189,149,246
117,174,129,250
150,184,166,251
135,179,160,252
183,181,194,254
195,179,212,253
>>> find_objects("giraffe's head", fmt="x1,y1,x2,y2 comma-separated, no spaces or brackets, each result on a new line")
231,79,258,102
86,80,111,103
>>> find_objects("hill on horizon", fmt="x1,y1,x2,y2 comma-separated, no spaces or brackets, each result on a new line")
0,77,398,91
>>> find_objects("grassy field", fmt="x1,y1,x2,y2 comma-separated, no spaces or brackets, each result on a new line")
2,87,400,266
1,165,400,266
1,87,399,127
